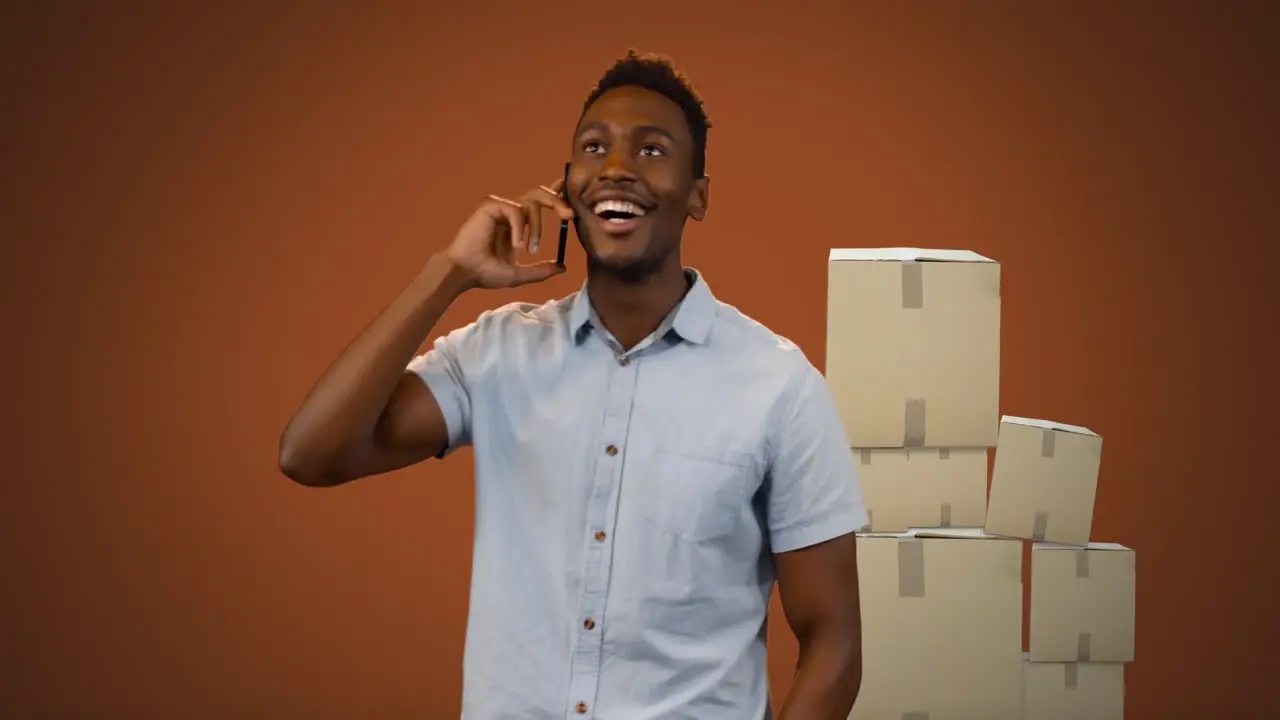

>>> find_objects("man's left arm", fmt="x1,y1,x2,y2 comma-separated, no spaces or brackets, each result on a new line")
766,361,870,720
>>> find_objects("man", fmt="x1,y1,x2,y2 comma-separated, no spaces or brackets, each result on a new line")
279,50,868,720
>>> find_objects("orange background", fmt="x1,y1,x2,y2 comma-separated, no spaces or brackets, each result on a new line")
4,1,1277,718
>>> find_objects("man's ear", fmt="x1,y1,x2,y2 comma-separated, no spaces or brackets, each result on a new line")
686,175,710,222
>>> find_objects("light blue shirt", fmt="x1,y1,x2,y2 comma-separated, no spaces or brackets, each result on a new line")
408,269,868,720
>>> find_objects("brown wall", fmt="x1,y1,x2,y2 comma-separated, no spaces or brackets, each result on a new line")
3,1,1276,717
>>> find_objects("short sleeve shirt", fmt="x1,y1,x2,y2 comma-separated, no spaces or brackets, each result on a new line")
407,269,868,720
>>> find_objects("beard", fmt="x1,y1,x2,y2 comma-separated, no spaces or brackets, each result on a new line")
583,248,669,283
576,217,674,284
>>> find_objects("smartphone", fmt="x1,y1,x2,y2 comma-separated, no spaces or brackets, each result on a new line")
556,161,571,268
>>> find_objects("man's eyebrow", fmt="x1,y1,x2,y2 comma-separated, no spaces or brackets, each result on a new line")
575,122,677,143
634,125,677,143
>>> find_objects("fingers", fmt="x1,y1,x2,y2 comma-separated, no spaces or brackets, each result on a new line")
486,188,574,255
478,180,576,272
521,198,542,255
521,186,574,255
508,260,565,287
539,181,574,218
486,195,527,251
542,176,565,196
466,192,568,289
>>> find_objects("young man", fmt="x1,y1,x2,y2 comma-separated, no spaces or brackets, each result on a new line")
279,51,868,720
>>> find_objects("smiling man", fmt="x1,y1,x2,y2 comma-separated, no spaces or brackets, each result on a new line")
278,50,869,720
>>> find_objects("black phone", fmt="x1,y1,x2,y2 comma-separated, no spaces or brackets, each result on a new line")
556,161,571,268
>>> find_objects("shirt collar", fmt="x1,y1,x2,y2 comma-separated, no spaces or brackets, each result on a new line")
569,268,717,346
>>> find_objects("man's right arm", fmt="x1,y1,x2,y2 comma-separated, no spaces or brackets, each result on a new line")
277,185,571,487
277,252,474,487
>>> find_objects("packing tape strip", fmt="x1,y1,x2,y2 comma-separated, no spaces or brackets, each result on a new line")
1078,633,1092,661
901,261,924,309
904,398,926,447
940,503,952,527
860,449,873,465
902,713,930,720
897,539,926,597
1041,429,1056,458
1033,511,1049,541
1076,550,1090,578
1064,663,1079,690
938,448,950,460
900,262,925,446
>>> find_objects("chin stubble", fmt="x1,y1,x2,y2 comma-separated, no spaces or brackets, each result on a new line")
584,252,667,284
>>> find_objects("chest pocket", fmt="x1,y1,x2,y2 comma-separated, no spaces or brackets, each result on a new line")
638,438,761,543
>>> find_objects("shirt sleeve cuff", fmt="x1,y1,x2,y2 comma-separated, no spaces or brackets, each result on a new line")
770,505,871,554
406,357,467,459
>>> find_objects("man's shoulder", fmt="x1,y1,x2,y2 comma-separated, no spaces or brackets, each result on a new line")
707,298,812,371
448,292,578,345
699,299,832,439
482,294,576,326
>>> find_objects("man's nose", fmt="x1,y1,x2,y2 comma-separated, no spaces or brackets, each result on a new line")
601,145,637,180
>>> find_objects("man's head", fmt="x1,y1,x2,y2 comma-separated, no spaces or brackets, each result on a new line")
566,50,711,282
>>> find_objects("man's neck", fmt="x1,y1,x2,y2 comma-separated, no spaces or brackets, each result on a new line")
587,258,691,351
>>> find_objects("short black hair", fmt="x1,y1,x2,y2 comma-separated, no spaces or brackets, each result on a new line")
581,49,711,178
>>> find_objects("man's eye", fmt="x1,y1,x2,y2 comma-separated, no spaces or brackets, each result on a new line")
640,145,665,156
583,142,603,153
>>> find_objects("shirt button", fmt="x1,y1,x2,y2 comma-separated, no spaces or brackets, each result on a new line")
594,530,607,542
619,356,630,366
583,617,596,630
575,702,588,714
605,444,618,456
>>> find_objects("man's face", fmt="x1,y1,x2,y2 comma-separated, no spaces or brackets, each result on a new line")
566,86,708,280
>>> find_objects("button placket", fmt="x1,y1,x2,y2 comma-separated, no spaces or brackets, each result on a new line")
564,345,640,719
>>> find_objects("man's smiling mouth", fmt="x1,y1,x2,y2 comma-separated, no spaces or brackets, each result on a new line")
590,199,650,236
592,199,648,224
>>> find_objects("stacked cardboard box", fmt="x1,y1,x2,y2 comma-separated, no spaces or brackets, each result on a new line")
826,248,1000,535
986,417,1134,720
825,249,1136,719
1022,651,1125,720
828,248,1018,719
852,527,1024,719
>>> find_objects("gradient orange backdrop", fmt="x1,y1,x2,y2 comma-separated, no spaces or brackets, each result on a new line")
4,1,1277,718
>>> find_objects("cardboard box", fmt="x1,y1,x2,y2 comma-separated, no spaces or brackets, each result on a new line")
826,248,1001,449
984,416,1103,547
856,447,989,533
1030,542,1136,663
1022,654,1125,720
851,528,1023,720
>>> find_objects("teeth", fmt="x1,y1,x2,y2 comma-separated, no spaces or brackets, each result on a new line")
592,199,646,217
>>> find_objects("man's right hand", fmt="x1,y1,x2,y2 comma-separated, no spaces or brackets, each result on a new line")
444,180,575,290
